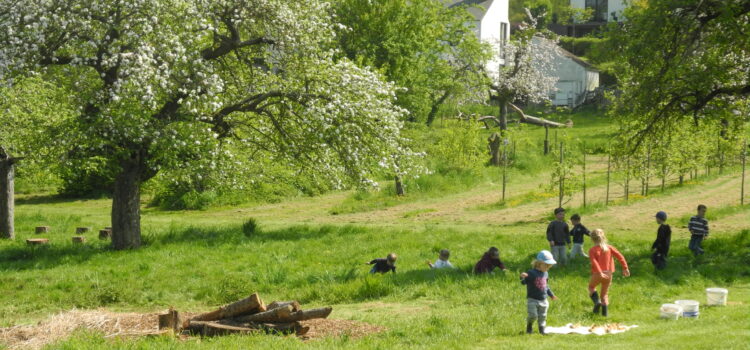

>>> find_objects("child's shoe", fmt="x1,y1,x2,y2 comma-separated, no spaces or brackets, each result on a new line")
539,326,546,335
601,305,608,317
526,322,533,334
590,291,601,313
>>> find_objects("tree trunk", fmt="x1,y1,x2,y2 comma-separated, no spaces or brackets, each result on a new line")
395,175,405,196
499,100,508,130
0,152,18,240
111,159,144,249
488,133,502,166
426,91,451,127
189,293,266,326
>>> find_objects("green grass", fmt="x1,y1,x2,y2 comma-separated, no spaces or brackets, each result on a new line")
2,108,749,349
2,207,749,349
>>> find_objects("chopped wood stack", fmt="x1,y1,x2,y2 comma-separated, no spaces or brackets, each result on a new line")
158,293,331,337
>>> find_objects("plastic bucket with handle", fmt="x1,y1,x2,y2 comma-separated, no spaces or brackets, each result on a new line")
660,304,682,320
706,288,728,306
675,300,699,318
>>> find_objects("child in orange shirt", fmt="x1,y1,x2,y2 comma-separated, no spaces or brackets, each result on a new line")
588,229,630,317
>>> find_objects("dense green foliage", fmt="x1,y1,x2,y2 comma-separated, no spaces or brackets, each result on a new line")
333,0,491,125
607,0,750,146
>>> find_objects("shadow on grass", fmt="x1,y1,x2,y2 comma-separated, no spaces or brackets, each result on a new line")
0,223,370,271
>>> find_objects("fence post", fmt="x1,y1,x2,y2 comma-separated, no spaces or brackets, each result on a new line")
742,139,747,205
645,145,651,196
582,149,587,208
606,152,611,206
544,126,549,155
625,157,630,202
559,141,564,208
502,141,508,202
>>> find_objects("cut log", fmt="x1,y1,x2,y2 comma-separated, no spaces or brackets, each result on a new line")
187,293,266,327
35,226,50,234
235,306,332,323
258,322,308,336
187,321,259,337
158,308,183,332
508,103,572,128
75,227,90,234
72,236,86,244
99,229,112,240
232,305,293,323
267,301,301,312
287,307,333,321
26,238,49,245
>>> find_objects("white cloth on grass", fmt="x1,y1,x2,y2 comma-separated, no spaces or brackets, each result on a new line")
544,323,638,335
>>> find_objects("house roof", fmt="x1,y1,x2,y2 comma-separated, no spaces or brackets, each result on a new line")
557,45,598,72
447,0,494,20
534,36,599,72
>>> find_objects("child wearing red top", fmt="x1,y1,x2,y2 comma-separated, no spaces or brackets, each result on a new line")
588,229,630,317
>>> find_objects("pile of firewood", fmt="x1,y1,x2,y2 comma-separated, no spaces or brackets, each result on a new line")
157,293,331,337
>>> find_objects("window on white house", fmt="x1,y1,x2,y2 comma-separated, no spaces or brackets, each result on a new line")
585,0,608,22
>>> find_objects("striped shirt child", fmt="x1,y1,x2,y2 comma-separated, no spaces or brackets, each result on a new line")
688,216,709,237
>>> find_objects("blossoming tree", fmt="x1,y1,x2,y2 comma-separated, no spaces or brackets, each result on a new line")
490,12,560,131
0,0,413,249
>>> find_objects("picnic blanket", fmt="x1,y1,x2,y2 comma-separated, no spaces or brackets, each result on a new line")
544,323,638,335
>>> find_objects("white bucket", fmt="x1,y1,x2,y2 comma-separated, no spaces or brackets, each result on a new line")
706,288,728,306
675,300,700,318
660,303,682,320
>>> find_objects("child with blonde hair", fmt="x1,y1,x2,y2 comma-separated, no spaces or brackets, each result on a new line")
588,229,629,316
520,250,558,335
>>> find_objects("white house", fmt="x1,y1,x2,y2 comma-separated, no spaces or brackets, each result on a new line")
534,37,599,108
448,0,510,77
570,0,628,22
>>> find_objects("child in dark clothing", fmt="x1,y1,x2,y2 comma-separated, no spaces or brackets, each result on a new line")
521,250,558,335
547,207,570,265
651,211,671,270
568,214,590,259
473,247,506,274
367,253,397,273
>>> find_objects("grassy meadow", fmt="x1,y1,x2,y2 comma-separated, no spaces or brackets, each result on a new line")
1,109,749,349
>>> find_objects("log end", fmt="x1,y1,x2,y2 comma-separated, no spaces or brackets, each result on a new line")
72,236,86,243
26,238,49,245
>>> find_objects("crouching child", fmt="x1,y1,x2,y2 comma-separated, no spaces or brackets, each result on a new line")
367,253,397,274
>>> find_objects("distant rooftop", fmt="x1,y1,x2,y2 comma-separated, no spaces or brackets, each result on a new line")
447,0,494,20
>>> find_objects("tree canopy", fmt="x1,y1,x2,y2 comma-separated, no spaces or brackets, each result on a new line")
607,0,750,149
333,0,491,125
0,0,415,249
